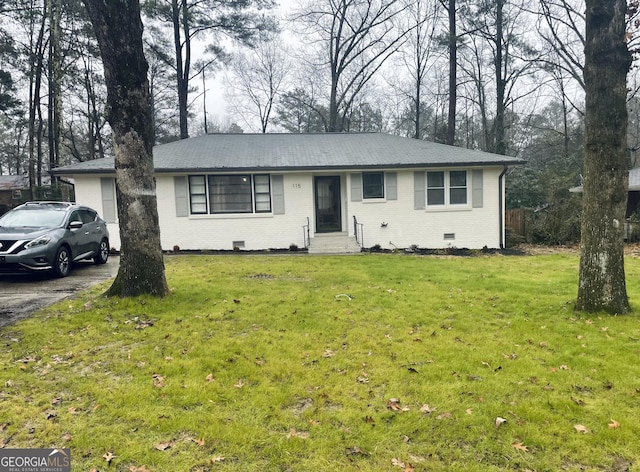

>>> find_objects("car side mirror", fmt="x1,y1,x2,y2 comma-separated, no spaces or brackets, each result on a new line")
69,220,83,230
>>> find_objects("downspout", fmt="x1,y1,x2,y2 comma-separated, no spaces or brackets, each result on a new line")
498,166,508,249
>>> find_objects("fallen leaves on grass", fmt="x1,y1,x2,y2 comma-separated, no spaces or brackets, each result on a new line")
103,451,116,464
391,457,415,471
574,424,589,434
346,446,369,456
322,349,336,358
512,442,529,452
210,455,225,464
129,466,151,472
154,441,174,451
387,398,410,412
152,374,165,388
495,417,507,427
286,428,310,439
609,419,621,429
419,404,436,414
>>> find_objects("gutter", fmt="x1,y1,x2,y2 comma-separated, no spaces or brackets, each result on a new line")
498,166,508,249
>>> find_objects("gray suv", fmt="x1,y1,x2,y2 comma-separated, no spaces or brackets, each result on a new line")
0,202,110,277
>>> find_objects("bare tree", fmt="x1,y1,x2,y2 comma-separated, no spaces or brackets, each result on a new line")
82,0,169,297
293,0,412,132
576,0,631,313
537,0,585,90
397,0,440,140
440,0,458,144
459,0,540,154
225,37,289,133
142,0,277,139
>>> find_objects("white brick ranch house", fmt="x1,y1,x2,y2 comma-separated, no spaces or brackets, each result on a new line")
50,133,524,253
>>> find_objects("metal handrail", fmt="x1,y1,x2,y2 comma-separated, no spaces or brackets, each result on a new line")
353,215,364,247
302,217,310,248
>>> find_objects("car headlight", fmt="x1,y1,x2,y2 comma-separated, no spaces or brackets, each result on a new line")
25,235,52,249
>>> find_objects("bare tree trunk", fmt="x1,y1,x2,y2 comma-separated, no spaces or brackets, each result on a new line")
493,0,506,155
446,0,456,145
576,0,630,314
47,0,62,177
28,0,47,200
172,0,191,139
82,0,169,298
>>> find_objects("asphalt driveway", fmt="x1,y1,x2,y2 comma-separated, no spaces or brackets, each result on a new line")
0,256,119,329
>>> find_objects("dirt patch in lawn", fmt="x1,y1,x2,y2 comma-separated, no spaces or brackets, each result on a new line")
514,243,640,258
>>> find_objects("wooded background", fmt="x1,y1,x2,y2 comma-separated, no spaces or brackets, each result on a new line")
1,0,639,246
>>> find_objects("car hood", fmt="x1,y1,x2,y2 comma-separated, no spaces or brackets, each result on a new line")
0,226,57,240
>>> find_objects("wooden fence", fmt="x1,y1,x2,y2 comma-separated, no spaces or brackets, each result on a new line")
505,208,526,237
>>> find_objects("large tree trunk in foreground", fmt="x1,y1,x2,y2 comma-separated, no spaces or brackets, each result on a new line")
83,0,169,297
576,0,630,314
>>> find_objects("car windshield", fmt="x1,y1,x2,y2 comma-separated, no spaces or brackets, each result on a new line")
0,208,67,228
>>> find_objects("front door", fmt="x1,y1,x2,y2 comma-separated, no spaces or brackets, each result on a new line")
314,176,342,233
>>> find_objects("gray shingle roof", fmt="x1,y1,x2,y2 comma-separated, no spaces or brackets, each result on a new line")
51,133,525,175
0,175,29,190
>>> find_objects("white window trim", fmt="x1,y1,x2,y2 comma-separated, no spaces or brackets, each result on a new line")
188,174,273,215
426,170,471,210
362,171,385,200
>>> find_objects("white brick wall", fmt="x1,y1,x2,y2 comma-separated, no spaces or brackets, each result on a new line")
346,168,504,249
71,166,506,251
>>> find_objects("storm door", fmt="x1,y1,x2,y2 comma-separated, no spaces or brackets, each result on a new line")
314,176,342,232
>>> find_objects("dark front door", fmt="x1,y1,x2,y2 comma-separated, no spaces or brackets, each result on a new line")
314,176,342,233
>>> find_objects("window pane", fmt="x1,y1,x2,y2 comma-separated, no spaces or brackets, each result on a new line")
427,171,444,188
363,172,384,199
427,189,445,205
209,175,252,213
191,202,207,213
450,171,467,187
450,188,467,204
255,201,271,212
427,171,444,206
450,171,467,204
189,175,207,214
254,174,271,213
254,175,270,193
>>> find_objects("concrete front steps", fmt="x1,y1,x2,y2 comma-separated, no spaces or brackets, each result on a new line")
308,232,362,254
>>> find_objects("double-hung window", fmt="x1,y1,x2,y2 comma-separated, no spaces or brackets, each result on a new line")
363,172,384,199
427,172,445,205
188,174,272,214
426,170,468,207
189,176,208,214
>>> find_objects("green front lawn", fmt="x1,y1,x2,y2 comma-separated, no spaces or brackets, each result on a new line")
2,253,640,471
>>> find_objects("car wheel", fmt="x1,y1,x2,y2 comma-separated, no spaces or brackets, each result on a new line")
94,239,109,265
53,246,71,278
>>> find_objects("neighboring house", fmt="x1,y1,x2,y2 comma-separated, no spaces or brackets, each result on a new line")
50,133,524,253
626,168,640,217
0,175,29,215
570,167,640,218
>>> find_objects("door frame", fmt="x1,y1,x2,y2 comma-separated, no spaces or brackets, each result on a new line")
314,175,342,233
